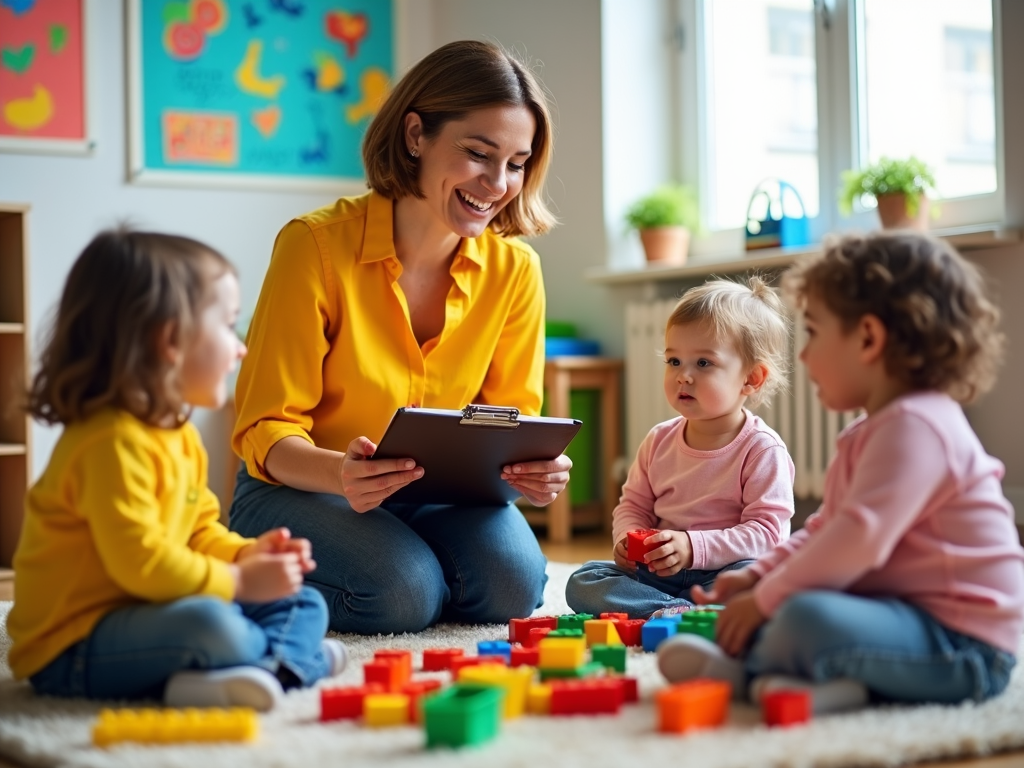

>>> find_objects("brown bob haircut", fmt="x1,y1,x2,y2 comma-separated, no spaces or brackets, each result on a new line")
784,231,1003,404
28,227,234,427
362,39,556,238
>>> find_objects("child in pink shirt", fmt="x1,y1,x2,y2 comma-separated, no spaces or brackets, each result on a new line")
565,277,795,618
659,232,1024,711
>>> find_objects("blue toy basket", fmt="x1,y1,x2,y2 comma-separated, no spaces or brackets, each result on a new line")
744,179,812,251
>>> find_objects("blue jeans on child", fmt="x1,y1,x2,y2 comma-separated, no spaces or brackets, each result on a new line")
565,558,755,619
228,463,548,634
29,587,332,701
744,590,1016,703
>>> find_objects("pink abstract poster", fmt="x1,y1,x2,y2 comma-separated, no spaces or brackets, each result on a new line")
0,0,85,140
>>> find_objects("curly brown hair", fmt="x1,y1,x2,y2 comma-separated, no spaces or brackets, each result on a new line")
28,227,234,426
784,232,1003,404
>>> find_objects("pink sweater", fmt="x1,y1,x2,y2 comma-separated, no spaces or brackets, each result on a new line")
751,392,1024,654
612,412,795,570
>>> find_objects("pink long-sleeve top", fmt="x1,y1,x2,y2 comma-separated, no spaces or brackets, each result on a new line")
751,391,1024,654
612,411,795,570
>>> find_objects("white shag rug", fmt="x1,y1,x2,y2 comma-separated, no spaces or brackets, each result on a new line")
1,562,1023,768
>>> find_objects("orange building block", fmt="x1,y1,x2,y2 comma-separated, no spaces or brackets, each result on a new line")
656,679,731,734
400,679,443,723
374,650,412,681
363,658,410,691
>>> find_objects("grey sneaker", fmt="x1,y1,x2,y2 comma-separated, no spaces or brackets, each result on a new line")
164,666,283,712
321,638,349,677
657,633,746,699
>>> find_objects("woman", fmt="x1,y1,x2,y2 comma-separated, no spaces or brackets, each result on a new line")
229,40,571,634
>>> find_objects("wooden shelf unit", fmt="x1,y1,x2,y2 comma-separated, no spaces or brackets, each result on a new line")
0,203,30,568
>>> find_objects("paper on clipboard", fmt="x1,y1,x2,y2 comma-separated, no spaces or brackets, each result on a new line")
370,405,583,506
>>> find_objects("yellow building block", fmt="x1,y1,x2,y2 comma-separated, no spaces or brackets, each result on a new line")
538,636,586,669
93,707,258,747
458,664,534,719
583,619,623,647
364,693,411,727
527,683,552,715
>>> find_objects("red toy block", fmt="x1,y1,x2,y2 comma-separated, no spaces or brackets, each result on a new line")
549,678,624,715
509,616,559,644
510,645,540,667
611,618,645,647
526,627,553,647
400,679,443,723
421,648,464,672
600,612,629,622
626,529,661,562
320,683,384,721
363,659,410,691
608,676,638,703
762,689,811,727
374,649,412,681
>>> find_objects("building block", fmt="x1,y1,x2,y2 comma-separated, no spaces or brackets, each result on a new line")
538,636,587,669
609,675,639,703
373,649,413,681
400,679,443,723
642,617,682,652
364,693,411,727
626,528,661,562
549,678,623,715
510,645,540,667
538,661,606,681
93,707,258,747
657,679,732,734
600,612,629,621
591,644,627,673
556,613,594,631
363,658,410,691
762,689,812,727
422,648,464,671
584,619,623,647
612,618,646,647
548,628,585,639
423,683,504,748
321,683,385,721
458,665,534,719
509,616,559,644
527,683,552,715
477,640,512,663
526,627,554,647
450,655,507,676
679,611,718,642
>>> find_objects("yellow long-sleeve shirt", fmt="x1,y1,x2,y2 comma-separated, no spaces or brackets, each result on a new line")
233,191,547,482
7,409,253,680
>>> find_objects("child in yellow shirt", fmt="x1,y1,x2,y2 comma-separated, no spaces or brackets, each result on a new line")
7,228,346,711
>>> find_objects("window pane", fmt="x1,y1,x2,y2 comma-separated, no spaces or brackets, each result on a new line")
860,0,996,200
703,0,819,231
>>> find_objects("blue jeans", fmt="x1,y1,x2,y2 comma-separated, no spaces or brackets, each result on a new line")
565,558,755,619
229,464,548,634
29,587,331,701
745,590,1017,704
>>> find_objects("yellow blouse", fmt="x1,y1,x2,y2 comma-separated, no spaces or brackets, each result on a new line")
233,191,547,482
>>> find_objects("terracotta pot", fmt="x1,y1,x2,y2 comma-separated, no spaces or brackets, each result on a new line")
639,226,691,265
876,193,929,231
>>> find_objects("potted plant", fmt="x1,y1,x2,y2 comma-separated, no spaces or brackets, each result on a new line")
625,184,700,265
839,156,937,231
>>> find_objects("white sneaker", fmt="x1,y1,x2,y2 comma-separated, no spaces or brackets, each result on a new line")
164,666,283,712
749,674,869,715
321,638,349,677
657,633,747,699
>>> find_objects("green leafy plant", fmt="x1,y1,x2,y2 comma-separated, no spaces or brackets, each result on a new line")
624,184,700,231
839,156,937,216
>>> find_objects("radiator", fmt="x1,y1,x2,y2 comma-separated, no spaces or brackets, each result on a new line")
624,299,858,499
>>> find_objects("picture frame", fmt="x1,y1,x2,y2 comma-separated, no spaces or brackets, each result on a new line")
125,0,394,192
0,0,96,155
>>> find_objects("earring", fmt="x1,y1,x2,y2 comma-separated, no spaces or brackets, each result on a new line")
409,148,418,158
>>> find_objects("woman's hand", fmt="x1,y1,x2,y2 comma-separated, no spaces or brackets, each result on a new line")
613,536,637,571
502,454,572,508
340,436,424,513
714,589,766,657
691,568,760,606
236,527,316,574
642,530,694,577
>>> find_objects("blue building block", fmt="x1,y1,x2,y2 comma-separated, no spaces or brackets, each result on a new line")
476,640,512,663
642,618,681,652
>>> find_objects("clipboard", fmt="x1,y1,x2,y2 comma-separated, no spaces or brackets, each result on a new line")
370,404,583,506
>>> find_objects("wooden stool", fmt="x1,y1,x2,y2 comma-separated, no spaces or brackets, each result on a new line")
539,356,623,543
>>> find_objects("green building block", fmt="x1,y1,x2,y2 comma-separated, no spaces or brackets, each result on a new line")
557,614,594,631
591,644,627,673
679,610,718,642
538,661,606,681
548,628,584,638
423,684,504,748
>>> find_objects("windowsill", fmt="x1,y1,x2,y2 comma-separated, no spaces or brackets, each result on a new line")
586,223,1022,286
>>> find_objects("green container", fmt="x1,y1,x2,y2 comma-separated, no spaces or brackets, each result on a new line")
542,389,599,504
545,320,577,338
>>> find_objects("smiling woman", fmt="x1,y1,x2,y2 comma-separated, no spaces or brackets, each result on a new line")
228,40,569,635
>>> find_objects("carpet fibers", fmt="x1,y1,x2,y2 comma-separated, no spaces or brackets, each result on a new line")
1,562,1023,768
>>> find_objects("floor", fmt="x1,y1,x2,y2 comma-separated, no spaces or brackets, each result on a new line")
0,530,1022,767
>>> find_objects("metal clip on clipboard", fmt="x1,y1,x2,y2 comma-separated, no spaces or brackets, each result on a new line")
459,404,520,428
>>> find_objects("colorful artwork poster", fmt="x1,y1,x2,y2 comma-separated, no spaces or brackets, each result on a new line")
0,0,86,140
136,0,392,180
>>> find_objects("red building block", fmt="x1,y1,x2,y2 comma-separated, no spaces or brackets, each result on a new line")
510,644,540,667
611,618,646,647
363,659,411,691
626,529,661,562
600,612,629,622
400,679,443,723
526,627,553,647
320,683,384,721
374,650,412,681
509,616,559,644
608,676,638,703
549,678,624,715
421,648,464,672
762,689,811,727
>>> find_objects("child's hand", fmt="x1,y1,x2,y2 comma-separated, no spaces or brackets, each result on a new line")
232,552,304,603
238,528,316,574
644,530,694,577
692,568,760,605
613,537,636,571
714,589,766,657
